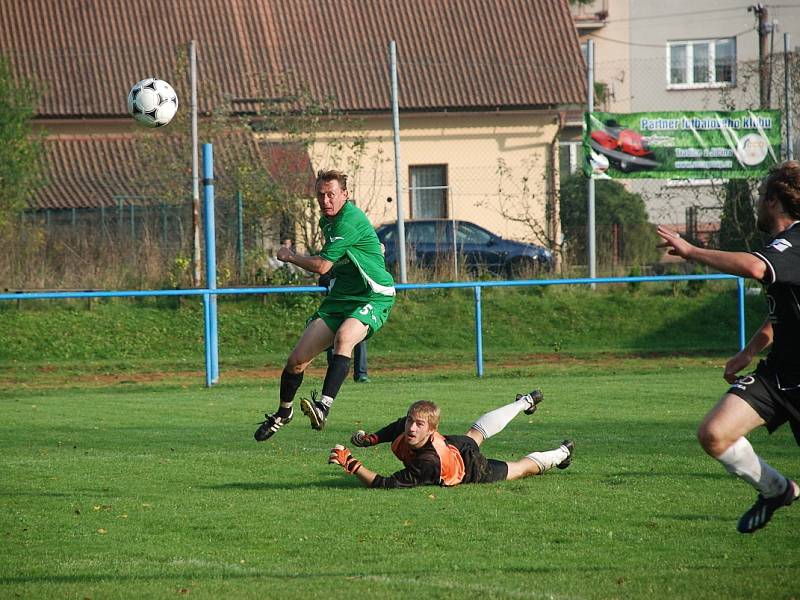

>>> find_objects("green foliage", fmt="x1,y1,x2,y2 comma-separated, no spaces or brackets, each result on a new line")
559,173,659,266
560,174,649,229
627,265,642,293
719,179,759,251
1,364,798,599
0,53,43,228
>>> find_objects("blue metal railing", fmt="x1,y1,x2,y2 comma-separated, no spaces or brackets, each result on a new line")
0,273,746,385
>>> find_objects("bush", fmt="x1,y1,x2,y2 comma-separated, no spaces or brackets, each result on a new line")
559,173,659,270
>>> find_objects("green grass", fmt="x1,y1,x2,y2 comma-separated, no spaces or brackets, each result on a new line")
2,360,799,599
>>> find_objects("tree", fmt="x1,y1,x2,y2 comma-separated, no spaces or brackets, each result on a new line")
0,54,43,228
559,173,659,268
718,179,759,252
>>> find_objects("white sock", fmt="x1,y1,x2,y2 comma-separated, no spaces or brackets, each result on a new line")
717,437,788,498
526,444,570,473
320,394,334,410
471,397,529,440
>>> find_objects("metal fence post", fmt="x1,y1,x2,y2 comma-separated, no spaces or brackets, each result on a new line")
202,143,219,386
474,286,484,377
737,277,746,350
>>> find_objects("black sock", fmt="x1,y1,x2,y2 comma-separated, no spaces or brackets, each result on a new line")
278,369,303,417
321,354,351,412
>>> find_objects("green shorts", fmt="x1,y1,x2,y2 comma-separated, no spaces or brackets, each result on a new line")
310,295,395,339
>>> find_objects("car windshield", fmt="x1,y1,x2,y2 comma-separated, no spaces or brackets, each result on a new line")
380,228,395,243
456,223,492,245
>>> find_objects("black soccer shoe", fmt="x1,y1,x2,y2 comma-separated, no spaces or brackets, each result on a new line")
557,440,574,470
517,389,544,415
300,391,328,431
254,410,293,442
737,479,799,534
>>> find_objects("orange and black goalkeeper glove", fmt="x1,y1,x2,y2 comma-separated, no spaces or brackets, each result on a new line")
350,430,379,447
328,445,363,474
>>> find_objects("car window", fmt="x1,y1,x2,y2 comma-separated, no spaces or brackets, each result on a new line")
456,223,492,245
381,228,395,244
407,223,432,245
434,222,449,245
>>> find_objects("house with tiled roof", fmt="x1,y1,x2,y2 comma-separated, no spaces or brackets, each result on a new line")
2,0,585,255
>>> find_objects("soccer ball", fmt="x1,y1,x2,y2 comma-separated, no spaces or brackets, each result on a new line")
127,78,178,127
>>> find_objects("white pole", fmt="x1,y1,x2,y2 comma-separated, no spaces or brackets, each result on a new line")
389,40,407,283
190,40,201,287
587,40,597,286
450,186,458,278
785,33,794,160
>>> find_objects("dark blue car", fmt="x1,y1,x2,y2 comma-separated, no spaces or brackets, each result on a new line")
375,219,554,277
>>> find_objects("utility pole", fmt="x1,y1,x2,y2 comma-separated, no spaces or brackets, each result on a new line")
748,3,772,108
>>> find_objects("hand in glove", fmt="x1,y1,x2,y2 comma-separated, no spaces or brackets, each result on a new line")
350,430,379,447
328,445,363,474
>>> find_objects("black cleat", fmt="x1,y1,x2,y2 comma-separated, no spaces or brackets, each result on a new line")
517,389,544,415
557,440,574,469
254,410,293,441
300,391,328,431
737,479,798,534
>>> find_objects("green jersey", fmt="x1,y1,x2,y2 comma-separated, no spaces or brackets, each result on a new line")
318,201,395,301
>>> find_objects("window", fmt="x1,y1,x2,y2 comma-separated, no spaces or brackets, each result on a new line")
407,222,436,245
667,38,735,88
409,165,447,218
456,222,492,245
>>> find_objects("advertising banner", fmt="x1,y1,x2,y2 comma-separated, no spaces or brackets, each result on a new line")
583,110,782,179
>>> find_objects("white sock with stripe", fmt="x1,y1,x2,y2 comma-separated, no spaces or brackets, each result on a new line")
526,444,570,473
717,436,788,498
471,396,530,440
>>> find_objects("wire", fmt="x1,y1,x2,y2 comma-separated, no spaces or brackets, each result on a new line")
587,27,756,49
595,6,746,25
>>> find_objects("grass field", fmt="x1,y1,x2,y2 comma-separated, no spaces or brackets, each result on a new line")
2,358,799,599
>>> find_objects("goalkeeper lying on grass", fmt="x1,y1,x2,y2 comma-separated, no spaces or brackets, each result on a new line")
328,391,574,488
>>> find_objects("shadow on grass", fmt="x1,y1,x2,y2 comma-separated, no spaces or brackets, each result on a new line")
602,471,728,481
203,479,359,491
658,513,729,522
0,563,626,586
633,290,763,353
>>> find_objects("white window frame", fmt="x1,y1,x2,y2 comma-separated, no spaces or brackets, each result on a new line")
666,38,736,90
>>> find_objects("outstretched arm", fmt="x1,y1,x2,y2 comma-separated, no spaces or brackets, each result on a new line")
656,226,767,280
276,246,333,275
328,445,439,489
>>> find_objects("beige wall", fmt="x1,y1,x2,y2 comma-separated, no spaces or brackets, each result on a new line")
575,0,631,113
307,111,561,246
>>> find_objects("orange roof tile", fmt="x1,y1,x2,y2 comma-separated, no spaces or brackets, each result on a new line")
2,0,585,117
33,134,313,210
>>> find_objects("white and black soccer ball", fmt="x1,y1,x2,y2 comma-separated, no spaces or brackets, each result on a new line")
127,78,178,127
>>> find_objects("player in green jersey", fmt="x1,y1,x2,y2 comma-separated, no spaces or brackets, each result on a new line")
255,170,396,441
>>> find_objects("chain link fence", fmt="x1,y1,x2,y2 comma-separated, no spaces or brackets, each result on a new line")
4,42,798,289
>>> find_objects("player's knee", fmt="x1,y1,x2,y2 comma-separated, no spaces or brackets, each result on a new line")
333,333,362,356
285,357,307,374
697,421,727,457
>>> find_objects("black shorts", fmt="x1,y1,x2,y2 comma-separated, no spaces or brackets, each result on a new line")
727,359,800,445
447,435,509,484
